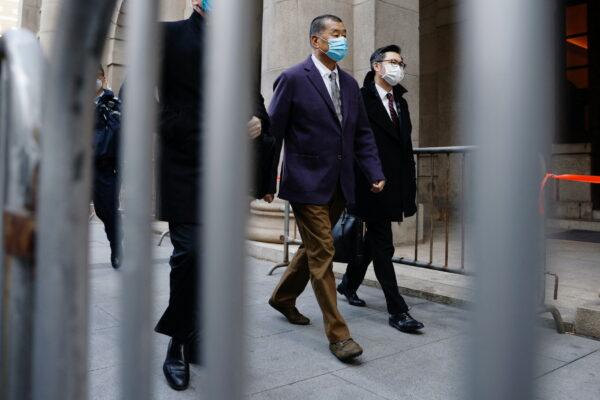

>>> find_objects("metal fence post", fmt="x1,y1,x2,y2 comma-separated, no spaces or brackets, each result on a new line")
119,0,160,398
202,0,258,398
0,29,44,400
32,1,117,399
465,1,557,399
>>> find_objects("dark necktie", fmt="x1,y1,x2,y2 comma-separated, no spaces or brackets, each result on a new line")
386,92,400,128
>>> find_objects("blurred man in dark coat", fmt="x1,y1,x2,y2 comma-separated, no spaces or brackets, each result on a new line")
337,45,424,333
153,4,206,390
154,0,273,391
93,66,122,269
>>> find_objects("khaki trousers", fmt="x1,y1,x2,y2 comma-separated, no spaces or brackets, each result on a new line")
270,188,350,343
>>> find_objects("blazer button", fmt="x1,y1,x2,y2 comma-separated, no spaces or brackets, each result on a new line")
337,155,342,160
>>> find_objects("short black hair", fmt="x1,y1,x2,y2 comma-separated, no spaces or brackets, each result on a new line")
309,14,343,39
369,45,402,70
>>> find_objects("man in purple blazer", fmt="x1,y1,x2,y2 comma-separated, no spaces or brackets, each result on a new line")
267,14,385,362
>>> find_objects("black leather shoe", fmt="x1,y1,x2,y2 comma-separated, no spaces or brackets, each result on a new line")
337,284,366,307
163,339,190,391
389,312,424,333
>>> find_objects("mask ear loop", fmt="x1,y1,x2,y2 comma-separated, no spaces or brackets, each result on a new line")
312,36,328,56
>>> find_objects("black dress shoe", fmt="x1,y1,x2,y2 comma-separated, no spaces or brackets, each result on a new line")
337,284,366,307
163,339,190,391
389,312,424,333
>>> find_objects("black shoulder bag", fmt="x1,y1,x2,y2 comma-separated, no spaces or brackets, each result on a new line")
333,210,365,264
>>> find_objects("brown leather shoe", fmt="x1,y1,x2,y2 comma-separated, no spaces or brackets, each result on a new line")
268,299,310,325
329,338,363,362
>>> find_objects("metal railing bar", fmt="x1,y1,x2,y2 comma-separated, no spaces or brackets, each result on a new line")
414,145,477,154
414,152,420,262
392,257,469,276
429,155,434,265
32,1,117,399
460,153,466,269
119,0,160,399
202,0,259,398
444,153,450,268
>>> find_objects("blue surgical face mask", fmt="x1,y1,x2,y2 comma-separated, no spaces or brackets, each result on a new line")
201,0,212,12
319,36,348,63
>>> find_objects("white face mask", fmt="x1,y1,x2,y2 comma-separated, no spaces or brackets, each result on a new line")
96,79,103,92
381,63,405,86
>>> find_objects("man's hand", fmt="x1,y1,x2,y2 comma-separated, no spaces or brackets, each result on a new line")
371,180,386,193
263,194,274,203
248,116,262,140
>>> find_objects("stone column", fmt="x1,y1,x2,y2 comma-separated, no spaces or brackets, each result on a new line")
20,0,41,33
38,0,63,53
159,0,189,21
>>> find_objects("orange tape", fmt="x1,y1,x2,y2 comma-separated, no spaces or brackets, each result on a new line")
539,173,600,214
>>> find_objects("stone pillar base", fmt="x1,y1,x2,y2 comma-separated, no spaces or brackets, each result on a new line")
247,199,298,244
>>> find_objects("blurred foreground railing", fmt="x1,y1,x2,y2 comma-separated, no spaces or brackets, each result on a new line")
0,29,44,400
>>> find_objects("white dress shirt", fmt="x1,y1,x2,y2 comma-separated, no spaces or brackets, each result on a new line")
375,82,399,121
311,54,340,101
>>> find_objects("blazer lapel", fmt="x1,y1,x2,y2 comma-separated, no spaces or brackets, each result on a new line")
304,57,340,124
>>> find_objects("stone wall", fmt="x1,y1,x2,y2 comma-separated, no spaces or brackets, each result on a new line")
419,0,464,148
29,0,191,91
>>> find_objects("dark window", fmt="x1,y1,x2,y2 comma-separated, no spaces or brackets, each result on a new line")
564,1,590,142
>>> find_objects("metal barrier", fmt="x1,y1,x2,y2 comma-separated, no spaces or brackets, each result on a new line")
268,144,564,333
268,146,475,276
0,29,44,400
393,145,475,274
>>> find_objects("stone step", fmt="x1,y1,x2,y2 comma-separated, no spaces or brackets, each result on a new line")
548,218,600,233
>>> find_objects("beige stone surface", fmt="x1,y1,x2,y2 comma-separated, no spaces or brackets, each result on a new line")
19,0,41,34
247,199,300,244
575,302,600,339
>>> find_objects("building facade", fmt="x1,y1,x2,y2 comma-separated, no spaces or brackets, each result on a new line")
0,0,20,33
15,0,600,227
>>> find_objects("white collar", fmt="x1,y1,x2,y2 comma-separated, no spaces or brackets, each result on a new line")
311,54,338,78
375,82,393,102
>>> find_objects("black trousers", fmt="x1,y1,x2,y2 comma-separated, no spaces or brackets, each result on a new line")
93,168,121,254
341,220,409,316
155,222,201,342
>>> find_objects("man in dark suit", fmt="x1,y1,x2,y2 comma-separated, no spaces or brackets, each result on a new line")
154,1,273,391
267,14,385,362
337,45,424,333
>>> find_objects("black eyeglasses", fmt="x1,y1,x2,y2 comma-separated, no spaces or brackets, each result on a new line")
381,59,407,69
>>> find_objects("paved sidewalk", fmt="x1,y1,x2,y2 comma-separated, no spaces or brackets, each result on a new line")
89,220,600,399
